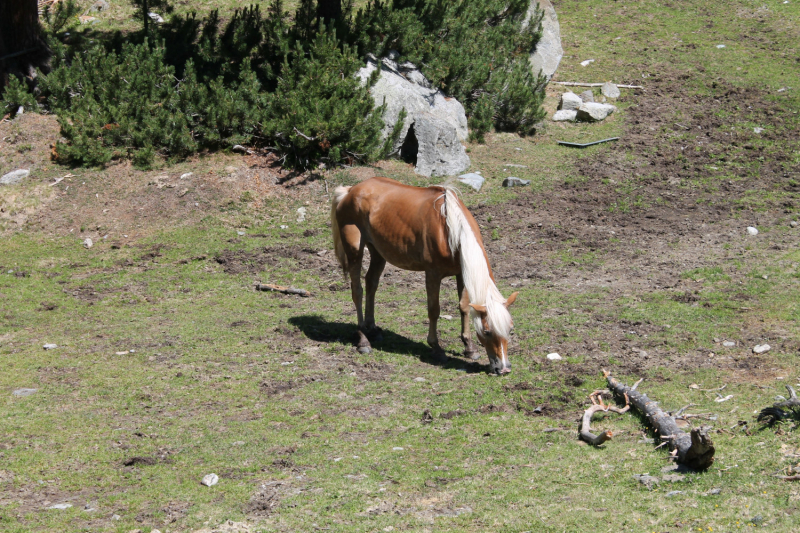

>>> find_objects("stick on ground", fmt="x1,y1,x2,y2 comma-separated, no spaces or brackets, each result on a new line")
255,282,311,297
579,390,630,446
605,370,715,470
757,385,800,425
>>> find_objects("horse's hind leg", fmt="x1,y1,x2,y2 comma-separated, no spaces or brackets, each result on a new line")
425,271,447,361
340,225,371,353
457,274,480,360
363,244,386,339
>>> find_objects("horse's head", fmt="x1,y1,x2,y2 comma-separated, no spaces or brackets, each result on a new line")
470,292,518,375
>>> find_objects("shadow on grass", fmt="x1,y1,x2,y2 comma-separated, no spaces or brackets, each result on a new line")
288,314,490,373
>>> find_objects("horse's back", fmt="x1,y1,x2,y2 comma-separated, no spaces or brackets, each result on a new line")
335,177,455,271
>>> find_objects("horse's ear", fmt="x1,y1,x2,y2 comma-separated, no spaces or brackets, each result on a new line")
504,292,519,309
469,303,487,314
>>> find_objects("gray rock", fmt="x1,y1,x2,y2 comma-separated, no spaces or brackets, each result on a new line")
1,169,30,185
357,55,469,176
232,144,248,154
457,173,485,192
148,12,164,23
87,0,109,12
601,82,621,99
752,344,770,354
412,113,471,177
201,473,219,487
12,388,37,397
708,488,722,495
296,207,307,223
111,514,121,521
552,109,577,122
546,352,561,360
722,341,736,347
580,90,595,103
580,59,595,67
47,503,73,510
559,91,582,111
633,474,660,489
746,226,758,235
790,221,798,228
43,343,58,350
502,177,530,187
576,102,616,122
665,490,683,498
525,0,563,81
83,238,93,249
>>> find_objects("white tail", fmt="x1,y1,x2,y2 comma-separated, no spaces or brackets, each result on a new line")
331,186,351,276
442,189,513,340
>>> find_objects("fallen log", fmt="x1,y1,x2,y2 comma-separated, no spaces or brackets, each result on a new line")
255,282,311,297
579,390,630,446
551,81,644,89
605,370,715,470
757,385,800,425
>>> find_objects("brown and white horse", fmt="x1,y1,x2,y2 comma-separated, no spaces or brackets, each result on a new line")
331,177,518,374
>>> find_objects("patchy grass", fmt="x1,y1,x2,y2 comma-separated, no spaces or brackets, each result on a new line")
1,0,800,531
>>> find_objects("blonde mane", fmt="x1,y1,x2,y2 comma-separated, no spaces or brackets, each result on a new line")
441,188,512,340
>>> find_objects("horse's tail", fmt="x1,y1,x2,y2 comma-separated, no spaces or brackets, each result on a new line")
331,186,351,276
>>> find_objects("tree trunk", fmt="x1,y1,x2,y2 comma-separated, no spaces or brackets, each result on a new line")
0,0,51,87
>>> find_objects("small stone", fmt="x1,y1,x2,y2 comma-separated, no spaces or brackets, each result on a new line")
552,109,577,122
502,177,530,188
746,226,758,236
440,314,453,320
297,207,307,223
180,172,193,179
546,352,562,361
392,447,404,451
580,59,595,67
633,474,660,489
232,441,245,446
716,44,726,49
665,490,683,498
753,344,771,354
232,144,248,153
559,91,582,111
111,514,121,521
457,173,485,191
13,388,37,397
753,127,764,134
83,238,93,248
201,473,219,487
601,82,620,99
1,169,30,185
750,515,763,525
708,488,722,495
579,90,595,103
280,225,289,229
47,503,73,510
413,377,426,382
115,351,128,356
723,341,736,347
148,12,164,23
43,343,58,350
237,231,245,236
790,221,798,227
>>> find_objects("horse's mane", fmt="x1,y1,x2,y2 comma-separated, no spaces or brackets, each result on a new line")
440,188,512,340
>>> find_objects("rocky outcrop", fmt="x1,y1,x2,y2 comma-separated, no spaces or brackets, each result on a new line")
357,53,470,177
526,0,563,81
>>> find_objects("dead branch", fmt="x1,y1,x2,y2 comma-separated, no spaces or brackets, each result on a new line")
551,81,644,89
255,282,311,297
757,385,800,425
776,475,800,481
578,390,630,446
604,370,715,470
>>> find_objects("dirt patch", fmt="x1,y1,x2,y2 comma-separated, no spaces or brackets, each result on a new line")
245,481,283,517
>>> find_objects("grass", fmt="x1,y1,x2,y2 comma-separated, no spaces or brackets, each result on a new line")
2,0,800,531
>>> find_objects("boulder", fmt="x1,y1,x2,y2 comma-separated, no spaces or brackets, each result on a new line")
525,0,563,81
559,91,582,111
357,54,470,177
457,173,485,192
0,169,29,185
580,90,595,103
576,102,616,122
601,82,621,99
552,109,577,122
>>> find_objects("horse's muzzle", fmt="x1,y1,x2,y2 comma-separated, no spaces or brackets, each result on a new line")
489,358,511,375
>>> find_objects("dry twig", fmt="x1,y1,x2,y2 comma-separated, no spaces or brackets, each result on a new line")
255,282,311,297
578,390,630,446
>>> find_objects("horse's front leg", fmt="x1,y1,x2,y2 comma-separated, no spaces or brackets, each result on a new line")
347,256,372,354
363,245,386,341
457,274,480,360
425,272,446,361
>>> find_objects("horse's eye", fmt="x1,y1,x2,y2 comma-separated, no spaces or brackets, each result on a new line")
483,329,493,337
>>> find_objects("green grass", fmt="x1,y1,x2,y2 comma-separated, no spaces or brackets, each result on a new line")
2,0,800,531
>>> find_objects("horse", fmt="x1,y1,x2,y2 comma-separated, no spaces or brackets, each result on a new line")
330,176,518,375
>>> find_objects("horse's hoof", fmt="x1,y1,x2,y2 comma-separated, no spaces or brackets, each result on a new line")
465,351,480,361
357,346,372,354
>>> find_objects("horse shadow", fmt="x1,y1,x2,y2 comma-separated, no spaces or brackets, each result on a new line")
288,315,490,373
